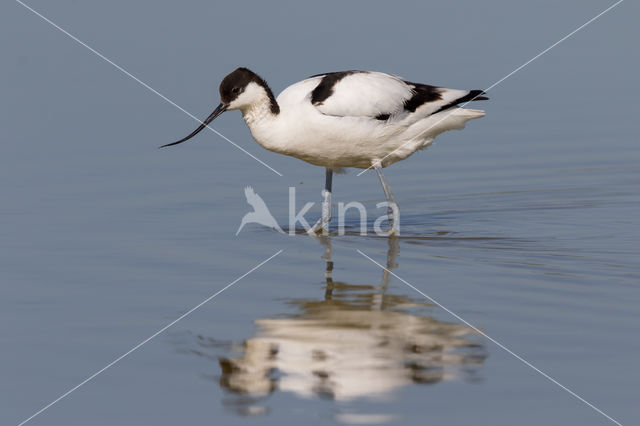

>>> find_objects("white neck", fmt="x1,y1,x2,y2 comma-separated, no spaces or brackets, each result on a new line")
241,96,276,126
240,97,283,153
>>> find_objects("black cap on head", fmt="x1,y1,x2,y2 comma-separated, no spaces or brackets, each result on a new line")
219,67,260,105
219,67,279,114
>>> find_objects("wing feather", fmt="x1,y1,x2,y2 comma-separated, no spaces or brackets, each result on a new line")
308,72,486,122
313,72,412,119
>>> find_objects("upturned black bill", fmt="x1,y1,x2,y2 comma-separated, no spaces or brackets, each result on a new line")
160,103,227,148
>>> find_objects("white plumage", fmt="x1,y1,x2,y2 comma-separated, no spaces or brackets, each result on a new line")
251,71,485,169
164,67,488,234
308,72,412,118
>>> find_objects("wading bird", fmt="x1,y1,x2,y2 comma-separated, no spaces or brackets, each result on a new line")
162,68,488,234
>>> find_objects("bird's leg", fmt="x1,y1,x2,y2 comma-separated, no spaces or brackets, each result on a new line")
373,162,399,234
308,168,333,234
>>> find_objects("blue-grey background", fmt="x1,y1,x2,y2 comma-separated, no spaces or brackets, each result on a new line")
1,0,638,425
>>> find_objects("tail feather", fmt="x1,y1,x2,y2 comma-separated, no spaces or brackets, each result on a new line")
431,89,488,115
465,89,489,102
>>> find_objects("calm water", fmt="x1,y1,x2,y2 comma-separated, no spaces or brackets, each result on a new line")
2,1,639,425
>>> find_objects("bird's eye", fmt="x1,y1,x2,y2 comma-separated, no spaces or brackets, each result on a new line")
232,87,240,94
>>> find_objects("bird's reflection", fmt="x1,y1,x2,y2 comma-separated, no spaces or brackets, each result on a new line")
176,237,486,418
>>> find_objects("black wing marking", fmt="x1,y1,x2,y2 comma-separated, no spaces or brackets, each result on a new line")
402,82,443,112
430,90,488,115
310,71,365,105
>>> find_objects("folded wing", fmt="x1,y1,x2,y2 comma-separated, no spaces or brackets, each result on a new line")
308,71,486,123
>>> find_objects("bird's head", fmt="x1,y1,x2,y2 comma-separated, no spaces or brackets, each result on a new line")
219,67,272,112
161,67,276,148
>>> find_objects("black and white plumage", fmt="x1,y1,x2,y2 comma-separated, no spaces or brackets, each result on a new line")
164,68,488,234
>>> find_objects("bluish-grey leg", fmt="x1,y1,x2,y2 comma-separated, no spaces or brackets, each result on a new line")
309,168,333,234
373,162,399,234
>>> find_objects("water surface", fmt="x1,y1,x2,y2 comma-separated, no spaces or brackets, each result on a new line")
1,0,638,425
